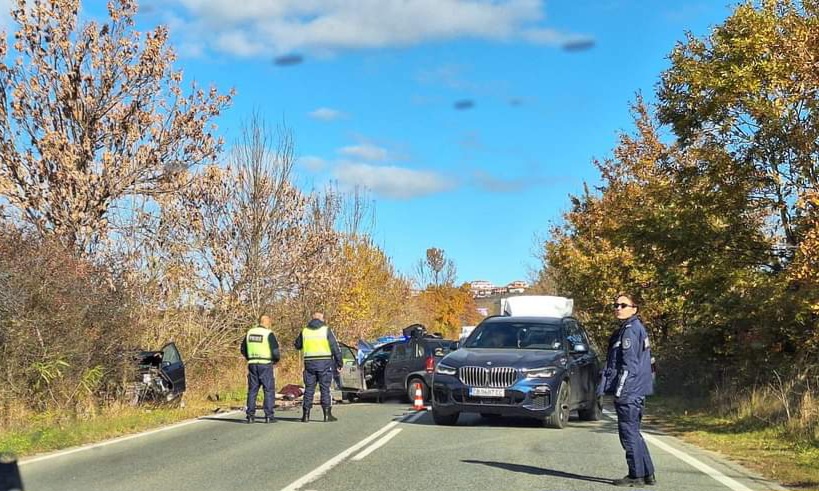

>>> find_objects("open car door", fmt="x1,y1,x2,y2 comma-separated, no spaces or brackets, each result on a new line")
339,343,364,392
159,342,186,398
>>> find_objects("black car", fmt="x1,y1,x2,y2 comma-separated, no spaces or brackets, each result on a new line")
125,342,187,406
339,326,457,403
431,315,601,428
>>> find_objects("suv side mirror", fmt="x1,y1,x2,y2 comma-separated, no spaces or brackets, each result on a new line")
571,343,588,354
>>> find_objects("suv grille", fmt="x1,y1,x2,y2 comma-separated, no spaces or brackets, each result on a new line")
458,366,518,388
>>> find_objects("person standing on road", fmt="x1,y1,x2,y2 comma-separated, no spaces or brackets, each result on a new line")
294,312,342,423
599,293,656,487
241,314,280,424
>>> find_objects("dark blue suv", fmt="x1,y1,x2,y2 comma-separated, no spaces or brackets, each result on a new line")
431,315,601,428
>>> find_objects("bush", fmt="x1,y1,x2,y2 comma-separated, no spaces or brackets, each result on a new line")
0,228,136,424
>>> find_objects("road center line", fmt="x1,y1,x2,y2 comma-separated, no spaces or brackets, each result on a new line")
279,420,400,491
351,428,402,461
279,411,425,491
602,409,754,491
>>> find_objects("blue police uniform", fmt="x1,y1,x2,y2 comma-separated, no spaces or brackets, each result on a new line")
241,326,281,423
294,318,343,422
599,314,655,483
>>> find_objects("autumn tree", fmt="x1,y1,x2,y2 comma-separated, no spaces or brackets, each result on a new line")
658,0,819,259
0,0,231,254
415,247,457,288
145,116,339,312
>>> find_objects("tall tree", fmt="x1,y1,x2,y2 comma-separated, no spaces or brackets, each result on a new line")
0,0,231,254
415,247,457,288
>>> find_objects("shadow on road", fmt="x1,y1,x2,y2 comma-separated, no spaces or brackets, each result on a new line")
198,416,305,424
462,459,613,485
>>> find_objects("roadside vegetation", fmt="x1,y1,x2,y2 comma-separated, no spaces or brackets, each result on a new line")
0,0,478,456
532,0,819,488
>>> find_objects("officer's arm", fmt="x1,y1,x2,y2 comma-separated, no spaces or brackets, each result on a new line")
268,333,281,364
615,327,640,398
240,338,248,360
327,330,343,368
293,333,303,351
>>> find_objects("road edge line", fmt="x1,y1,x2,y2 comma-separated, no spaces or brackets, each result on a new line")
602,409,753,491
19,410,242,466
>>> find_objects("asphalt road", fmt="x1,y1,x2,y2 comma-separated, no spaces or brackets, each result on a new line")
20,400,784,491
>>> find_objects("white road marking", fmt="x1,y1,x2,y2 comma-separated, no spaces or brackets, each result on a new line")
602,409,754,491
280,411,425,491
351,428,403,461
19,410,242,466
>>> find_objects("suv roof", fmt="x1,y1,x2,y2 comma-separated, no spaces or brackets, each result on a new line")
481,315,566,324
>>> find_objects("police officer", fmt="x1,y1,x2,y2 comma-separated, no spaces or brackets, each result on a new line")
241,315,280,424
294,312,342,422
598,293,656,487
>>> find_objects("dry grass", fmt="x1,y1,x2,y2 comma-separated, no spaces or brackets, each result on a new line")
649,390,819,491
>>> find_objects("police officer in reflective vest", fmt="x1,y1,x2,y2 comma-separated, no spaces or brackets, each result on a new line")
294,312,342,422
599,293,656,487
241,315,280,424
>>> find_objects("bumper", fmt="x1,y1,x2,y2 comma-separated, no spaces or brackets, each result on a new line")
432,374,560,419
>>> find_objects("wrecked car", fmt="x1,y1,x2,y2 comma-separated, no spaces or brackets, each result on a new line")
339,325,457,403
125,342,187,406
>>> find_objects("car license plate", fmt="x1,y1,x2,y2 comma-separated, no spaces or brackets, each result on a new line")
469,387,504,397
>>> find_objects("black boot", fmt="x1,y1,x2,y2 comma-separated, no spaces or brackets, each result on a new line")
246,414,255,424
612,475,643,487
263,416,277,424
323,407,338,422
301,408,310,422
643,474,656,485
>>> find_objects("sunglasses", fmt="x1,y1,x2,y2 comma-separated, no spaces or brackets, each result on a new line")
613,303,635,309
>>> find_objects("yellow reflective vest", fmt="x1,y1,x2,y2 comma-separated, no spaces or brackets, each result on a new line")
301,325,332,360
246,326,273,364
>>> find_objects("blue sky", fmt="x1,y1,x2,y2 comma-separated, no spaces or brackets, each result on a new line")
100,1,732,285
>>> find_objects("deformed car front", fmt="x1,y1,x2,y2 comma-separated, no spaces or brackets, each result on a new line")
432,316,601,428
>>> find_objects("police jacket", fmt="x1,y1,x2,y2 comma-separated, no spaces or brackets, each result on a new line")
240,327,281,364
598,315,653,402
293,319,343,368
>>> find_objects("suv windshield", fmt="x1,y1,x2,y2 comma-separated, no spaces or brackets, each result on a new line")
463,322,563,350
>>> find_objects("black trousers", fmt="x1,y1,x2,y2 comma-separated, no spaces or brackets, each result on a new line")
246,363,275,418
303,359,334,409
615,397,655,478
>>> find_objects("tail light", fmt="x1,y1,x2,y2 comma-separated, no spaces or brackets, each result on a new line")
425,355,435,373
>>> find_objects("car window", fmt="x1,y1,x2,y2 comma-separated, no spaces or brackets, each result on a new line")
341,345,356,362
390,342,409,362
463,322,562,350
565,320,587,349
161,343,181,364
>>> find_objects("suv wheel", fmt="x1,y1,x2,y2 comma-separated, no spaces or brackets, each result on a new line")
432,408,459,426
578,396,602,421
406,379,429,403
544,381,570,429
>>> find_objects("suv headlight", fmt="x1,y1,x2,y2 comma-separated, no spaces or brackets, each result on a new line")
435,363,457,376
522,366,558,379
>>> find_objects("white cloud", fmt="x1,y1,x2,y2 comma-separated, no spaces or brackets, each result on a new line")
299,156,326,172
166,0,583,57
338,144,389,162
334,163,453,199
309,107,346,121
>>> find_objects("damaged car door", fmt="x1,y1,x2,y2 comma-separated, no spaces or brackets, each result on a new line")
160,342,186,397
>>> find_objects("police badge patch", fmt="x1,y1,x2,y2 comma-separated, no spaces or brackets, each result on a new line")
623,337,632,349
249,334,264,343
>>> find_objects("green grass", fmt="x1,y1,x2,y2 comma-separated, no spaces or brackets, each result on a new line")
0,388,250,458
647,396,819,491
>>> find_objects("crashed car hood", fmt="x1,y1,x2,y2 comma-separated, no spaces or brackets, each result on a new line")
442,348,565,368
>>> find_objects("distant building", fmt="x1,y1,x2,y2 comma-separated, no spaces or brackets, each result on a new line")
469,280,495,298
469,279,530,298
506,280,530,294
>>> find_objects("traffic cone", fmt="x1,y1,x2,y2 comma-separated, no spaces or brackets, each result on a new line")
412,383,425,411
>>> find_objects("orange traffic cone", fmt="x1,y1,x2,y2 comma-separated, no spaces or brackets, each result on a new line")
412,383,425,411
